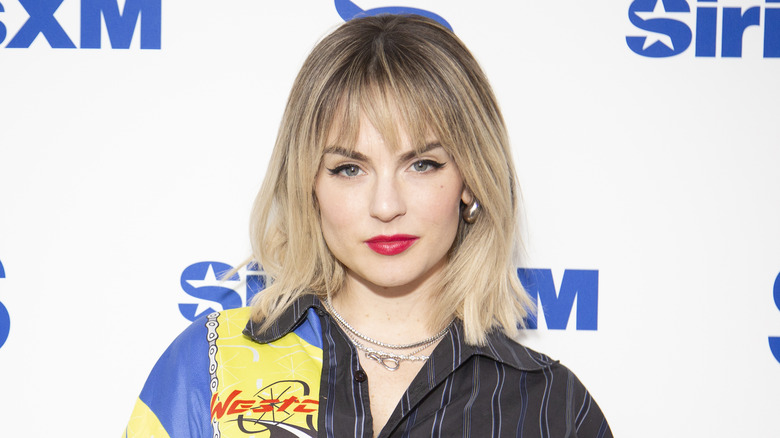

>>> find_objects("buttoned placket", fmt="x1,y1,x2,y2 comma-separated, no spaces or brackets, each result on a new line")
317,308,463,438
315,309,374,438
312,306,506,438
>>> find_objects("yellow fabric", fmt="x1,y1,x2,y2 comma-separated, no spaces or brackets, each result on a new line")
123,398,170,438
210,307,323,436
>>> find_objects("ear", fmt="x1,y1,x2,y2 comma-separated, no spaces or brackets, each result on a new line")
461,186,473,205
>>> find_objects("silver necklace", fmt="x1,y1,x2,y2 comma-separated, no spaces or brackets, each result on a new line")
345,333,434,371
323,298,452,371
323,298,452,350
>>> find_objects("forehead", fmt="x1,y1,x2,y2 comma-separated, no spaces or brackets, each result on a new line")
326,112,439,154
321,84,446,157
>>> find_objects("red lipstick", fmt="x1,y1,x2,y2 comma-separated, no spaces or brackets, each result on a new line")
365,234,418,256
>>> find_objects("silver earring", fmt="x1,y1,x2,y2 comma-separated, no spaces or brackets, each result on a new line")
462,199,480,224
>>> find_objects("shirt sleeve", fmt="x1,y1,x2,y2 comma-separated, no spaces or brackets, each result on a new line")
123,315,213,438
566,367,612,438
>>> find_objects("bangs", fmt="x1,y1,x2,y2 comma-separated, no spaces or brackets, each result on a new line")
318,44,456,157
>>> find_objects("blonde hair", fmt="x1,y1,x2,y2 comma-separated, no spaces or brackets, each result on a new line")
248,14,534,345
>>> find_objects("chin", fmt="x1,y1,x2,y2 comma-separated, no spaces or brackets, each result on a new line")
354,265,434,292
363,276,413,289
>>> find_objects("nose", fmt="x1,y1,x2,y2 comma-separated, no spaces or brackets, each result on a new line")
369,173,406,222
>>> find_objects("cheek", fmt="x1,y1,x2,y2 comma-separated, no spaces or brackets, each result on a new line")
414,182,463,227
319,204,351,240
315,181,360,242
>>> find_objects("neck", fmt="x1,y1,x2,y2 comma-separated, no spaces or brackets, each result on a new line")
330,268,445,344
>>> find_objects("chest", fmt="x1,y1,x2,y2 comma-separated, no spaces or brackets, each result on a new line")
359,353,428,437
211,312,578,438
322,348,576,438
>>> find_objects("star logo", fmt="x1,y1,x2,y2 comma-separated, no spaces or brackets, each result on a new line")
179,262,244,321
626,0,693,57
185,263,240,290
633,0,683,50
186,263,241,316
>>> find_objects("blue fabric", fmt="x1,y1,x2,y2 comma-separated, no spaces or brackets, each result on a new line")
137,314,212,437
293,307,323,349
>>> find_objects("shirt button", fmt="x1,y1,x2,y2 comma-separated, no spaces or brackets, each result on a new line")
316,308,326,316
354,370,367,382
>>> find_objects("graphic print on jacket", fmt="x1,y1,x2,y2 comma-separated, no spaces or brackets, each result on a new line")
124,307,324,438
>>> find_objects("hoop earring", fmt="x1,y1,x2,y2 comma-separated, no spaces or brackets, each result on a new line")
462,199,480,224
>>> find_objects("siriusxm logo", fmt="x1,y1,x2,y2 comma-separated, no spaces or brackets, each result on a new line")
627,0,780,57
518,269,599,330
0,259,9,349
179,261,266,322
770,272,780,364
334,0,452,30
0,0,161,49
179,262,601,331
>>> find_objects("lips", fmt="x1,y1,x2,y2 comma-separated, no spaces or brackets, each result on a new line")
364,234,419,256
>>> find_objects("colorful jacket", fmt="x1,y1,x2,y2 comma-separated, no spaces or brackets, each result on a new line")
124,295,612,437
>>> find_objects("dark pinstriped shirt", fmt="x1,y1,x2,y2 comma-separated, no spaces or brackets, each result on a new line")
244,295,612,438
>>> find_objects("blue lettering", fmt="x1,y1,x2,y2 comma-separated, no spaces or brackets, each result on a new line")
179,262,242,321
626,0,692,57
81,0,161,49
770,271,780,364
0,301,8,349
517,269,599,330
629,0,780,58
6,0,76,48
0,2,6,46
334,0,452,31
722,6,761,57
765,5,780,56
0,259,9,349
695,2,717,57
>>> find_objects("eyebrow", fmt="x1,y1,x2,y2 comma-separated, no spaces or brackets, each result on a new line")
322,146,369,162
399,142,443,162
322,142,444,163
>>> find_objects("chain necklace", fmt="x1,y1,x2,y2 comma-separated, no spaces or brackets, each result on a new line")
345,332,434,371
323,298,452,371
323,298,452,349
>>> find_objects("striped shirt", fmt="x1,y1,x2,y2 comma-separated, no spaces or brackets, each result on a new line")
245,295,612,438
125,295,611,437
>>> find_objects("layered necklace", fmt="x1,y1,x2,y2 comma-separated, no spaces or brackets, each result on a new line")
323,298,452,371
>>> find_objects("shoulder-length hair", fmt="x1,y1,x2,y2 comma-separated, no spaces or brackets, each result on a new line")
248,14,534,346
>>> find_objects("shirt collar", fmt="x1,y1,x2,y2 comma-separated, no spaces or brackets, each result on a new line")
243,293,324,343
452,322,557,372
243,294,555,372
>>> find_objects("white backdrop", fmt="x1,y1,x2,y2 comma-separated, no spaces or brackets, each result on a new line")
0,1,778,436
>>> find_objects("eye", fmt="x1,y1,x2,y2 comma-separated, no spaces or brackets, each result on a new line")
327,164,364,178
410,160,444,173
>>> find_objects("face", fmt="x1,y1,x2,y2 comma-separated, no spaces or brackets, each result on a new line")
314,114,470,295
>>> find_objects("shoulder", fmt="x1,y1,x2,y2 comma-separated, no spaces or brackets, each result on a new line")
479,334,613,437
126,308,253,438
145,306,254,385
145,307,253,378
478,329,560,371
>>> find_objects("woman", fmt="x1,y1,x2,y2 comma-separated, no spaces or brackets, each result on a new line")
125,14,612,438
